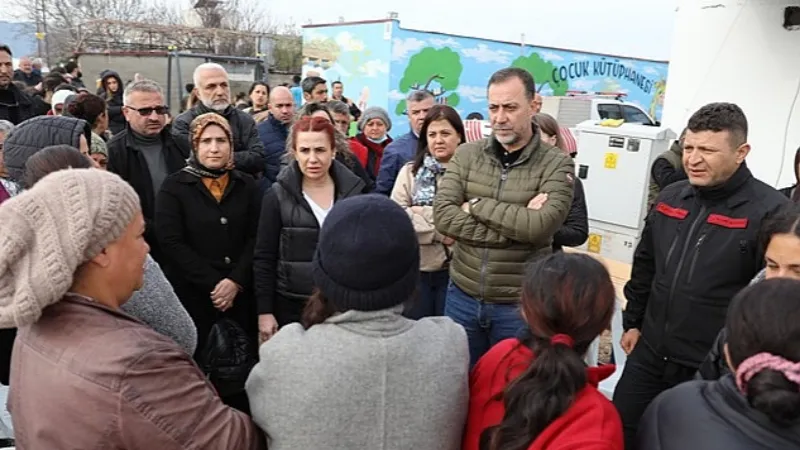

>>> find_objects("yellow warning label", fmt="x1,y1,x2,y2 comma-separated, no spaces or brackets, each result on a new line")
587,233,602,253
604,152,618,169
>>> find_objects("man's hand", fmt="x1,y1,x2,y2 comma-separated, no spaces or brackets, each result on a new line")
620,329,642,355
461,202,471,213
211,278,239,311
442,236,455,246
527,193,548,210
258,314,279,344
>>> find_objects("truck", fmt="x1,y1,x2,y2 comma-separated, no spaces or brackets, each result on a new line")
301,18,669,136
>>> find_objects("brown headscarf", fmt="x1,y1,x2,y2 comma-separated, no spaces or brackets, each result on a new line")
183,113,233,179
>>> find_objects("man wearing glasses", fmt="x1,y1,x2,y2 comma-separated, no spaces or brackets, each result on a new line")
107,79,187,264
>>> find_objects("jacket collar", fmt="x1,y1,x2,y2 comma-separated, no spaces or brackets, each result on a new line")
268,113,288,133
708,375,800,443
278,159,365,199
1,83,32,107
194,102,233,118
58,293,144,325
323,305,413,337
679,162,753,208
124,124,172,151
483,121,544,166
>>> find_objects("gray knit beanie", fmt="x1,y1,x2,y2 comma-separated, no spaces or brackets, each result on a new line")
358,106,392,132
0,169,140,328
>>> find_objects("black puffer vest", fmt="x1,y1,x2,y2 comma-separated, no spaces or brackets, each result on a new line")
271,159,366,302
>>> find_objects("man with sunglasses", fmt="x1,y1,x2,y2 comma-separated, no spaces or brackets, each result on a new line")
172,63,265,177
107,79,187,265
0,45,35,125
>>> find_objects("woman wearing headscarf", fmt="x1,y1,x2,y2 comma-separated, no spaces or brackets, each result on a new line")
155,113,261,411
253,116,365,342
354,106,393,180
637,279,800,449
247,194,468,450
391,105,464,319
0,169,264,449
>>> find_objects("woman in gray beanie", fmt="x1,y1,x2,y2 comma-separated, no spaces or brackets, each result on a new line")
246,194,468,450
0,169,264,450
354,106,393,180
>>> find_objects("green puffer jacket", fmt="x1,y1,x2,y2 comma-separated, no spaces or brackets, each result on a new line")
433,131,575,304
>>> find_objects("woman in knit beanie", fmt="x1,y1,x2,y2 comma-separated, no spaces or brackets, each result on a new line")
246,194,469,450
0,169,264,449
155,112,261,413
354,105,393,179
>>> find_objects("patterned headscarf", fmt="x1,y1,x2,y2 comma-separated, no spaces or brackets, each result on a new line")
183,113,233,179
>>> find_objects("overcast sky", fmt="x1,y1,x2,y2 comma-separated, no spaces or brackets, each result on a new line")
269,0,678,61
1,0,677,61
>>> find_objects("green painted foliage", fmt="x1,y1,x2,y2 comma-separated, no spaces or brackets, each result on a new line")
511,53,569,95
398,47,463,106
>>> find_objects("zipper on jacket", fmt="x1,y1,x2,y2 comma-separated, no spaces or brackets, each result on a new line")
664,225,681,269
664,205,707,340
686,233,706,285
478,165,511,301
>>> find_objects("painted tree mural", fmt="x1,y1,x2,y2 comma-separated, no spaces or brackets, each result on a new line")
511,52,569,95
396,47,463,115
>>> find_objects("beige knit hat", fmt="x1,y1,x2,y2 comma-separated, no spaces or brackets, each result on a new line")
0,169,140,328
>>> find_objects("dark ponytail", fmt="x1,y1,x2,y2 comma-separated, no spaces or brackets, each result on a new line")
746,370,800,426
480,253,616,450
727,279,800,426
301,289,337,329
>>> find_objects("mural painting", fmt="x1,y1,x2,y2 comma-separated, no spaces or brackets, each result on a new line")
302,20,669,137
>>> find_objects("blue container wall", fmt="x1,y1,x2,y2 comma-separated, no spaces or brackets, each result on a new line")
302,22,393,125
388,24,669,136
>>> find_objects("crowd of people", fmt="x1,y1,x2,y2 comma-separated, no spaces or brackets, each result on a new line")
1,40,800,450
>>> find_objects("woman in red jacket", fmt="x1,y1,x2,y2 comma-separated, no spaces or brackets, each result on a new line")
464,252,623,450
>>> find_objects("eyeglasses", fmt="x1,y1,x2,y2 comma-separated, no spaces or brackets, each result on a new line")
126,105,169,116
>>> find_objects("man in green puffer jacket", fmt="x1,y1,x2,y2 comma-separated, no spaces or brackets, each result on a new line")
433,68,575,367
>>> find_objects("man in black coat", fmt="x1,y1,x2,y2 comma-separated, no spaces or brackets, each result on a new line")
107,80,188,265
257,86,295,186
172,63,265,177
0,45,36,125
612,102,788,449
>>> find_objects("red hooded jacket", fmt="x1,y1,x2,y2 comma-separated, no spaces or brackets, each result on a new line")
464,339,623,450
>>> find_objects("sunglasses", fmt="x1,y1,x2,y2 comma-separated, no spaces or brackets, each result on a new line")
126,105,169,116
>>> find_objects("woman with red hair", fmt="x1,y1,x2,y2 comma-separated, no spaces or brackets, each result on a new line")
253,116,367,343
464,252,623,450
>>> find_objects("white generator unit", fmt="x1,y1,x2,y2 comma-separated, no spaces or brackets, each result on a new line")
573,120,677,263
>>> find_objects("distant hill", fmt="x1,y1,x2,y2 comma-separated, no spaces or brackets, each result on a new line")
0,21,38,57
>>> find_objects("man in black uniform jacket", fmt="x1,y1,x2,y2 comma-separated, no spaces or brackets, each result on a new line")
612,102,788,449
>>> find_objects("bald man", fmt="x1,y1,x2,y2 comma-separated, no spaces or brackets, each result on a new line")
171,63,265,176
257,86,296,185
14,56,42,87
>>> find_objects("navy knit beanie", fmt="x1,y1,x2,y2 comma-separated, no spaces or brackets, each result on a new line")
312,194,420,312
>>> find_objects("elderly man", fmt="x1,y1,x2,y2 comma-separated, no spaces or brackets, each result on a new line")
374,90,435,195
172,63,265,176
257,86,296,186
107,79,187,264
13,56,42,87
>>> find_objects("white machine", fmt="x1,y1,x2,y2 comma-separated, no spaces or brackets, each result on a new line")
573,120,677,263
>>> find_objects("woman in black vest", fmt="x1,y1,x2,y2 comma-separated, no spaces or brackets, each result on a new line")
154,113,260,381
253,116,366,343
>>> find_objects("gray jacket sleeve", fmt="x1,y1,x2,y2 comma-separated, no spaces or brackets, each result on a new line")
121,255,198,355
